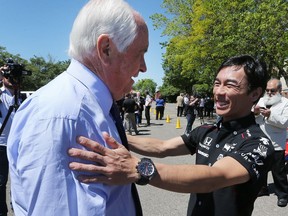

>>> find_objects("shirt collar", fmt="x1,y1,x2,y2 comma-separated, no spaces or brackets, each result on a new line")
220,113,256,131
0,86,13,96
66,59,113,116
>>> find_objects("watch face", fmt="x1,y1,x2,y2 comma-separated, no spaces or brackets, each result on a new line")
138,160,155,177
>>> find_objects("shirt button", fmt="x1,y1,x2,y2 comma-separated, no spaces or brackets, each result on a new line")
233,131,237,135
198,201,202,206
216,144,219,148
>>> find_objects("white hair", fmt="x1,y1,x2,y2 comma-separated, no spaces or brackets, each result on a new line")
68,0,139,62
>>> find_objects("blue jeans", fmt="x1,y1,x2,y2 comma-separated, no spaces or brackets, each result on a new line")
185,114,196,134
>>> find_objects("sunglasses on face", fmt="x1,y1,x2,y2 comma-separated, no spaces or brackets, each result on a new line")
265,88,278,93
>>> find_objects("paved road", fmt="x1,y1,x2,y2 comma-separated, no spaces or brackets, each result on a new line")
7,103,288,215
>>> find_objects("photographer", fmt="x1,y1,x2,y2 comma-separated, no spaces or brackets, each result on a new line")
0,65,18,216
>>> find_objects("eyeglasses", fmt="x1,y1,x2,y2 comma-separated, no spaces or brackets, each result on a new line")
265,88,278,93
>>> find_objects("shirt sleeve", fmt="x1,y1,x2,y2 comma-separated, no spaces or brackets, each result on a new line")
266,100,288,129
227,136,274,182
8,102,109,215
181,127,203,154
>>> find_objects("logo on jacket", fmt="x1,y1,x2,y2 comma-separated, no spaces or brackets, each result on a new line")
222,143,237,152
259,137,270,146
203,137,213,147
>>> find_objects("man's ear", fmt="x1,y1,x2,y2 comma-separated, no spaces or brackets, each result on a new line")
97,34,111,64
251,87,263,103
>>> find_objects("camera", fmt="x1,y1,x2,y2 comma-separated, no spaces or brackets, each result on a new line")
2,58,32,79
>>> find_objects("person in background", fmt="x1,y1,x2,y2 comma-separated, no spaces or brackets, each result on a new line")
198,96,205,124
254,78,288,207
184,95,199,135
183,93,190,116
144,91,152,126
68,55,275,216
134,92,145,127
123,93,139,135
155,95,165,120
204,96,214,119
116,97,125,122
7,0,148,215
0,65,20,216
154,90,161,100
176,92,184,117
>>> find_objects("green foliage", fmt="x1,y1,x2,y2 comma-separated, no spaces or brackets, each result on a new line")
0,46,69,91
133,79,157,96
158,81,180,102
152,0,288,96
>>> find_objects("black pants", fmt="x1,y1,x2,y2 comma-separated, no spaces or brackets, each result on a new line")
0,146,8,215
271,150,288,199
198,107,204,118
145,106,151,125
177,106,183,117
156,106,164,120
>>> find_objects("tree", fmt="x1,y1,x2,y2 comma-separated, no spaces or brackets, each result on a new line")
152,0,288,95
0,46,69,91
133,79,157,96
28,56,69,90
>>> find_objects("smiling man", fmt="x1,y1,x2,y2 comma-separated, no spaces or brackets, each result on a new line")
68,55,275,216
7,0,148,215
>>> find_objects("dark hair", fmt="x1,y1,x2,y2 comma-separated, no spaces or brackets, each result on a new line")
217,55,268,97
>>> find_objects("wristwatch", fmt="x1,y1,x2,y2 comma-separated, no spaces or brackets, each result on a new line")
136,158,157,185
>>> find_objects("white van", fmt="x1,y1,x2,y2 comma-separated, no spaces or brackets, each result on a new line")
20,91,35,101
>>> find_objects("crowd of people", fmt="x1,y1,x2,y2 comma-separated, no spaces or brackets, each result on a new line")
0,0,287,216
180,93,215,119
115,90,166,135
175,93,216,134
118,90,218,138
116,90,217,138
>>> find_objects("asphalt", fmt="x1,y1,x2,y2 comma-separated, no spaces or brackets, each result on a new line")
6,103,288,215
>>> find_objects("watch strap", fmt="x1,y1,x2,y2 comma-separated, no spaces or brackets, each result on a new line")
135,175,150,185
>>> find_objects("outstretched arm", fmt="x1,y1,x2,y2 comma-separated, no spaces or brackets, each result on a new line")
69,133,250,193
152,157,249,193
127,135,190,157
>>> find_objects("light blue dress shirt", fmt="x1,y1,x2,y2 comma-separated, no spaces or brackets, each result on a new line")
7,60,136,215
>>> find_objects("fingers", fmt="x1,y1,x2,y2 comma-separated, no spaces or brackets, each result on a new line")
68,134,134,185
69,161,106,173
102,132,121,149
69,164,116,185
76,136,109,154
76,133,122,152
68,148,105,165
260,109,270,117
68,134,123,168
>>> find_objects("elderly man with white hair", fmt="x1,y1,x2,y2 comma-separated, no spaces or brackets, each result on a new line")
7,0,148,215
254,78,288,207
